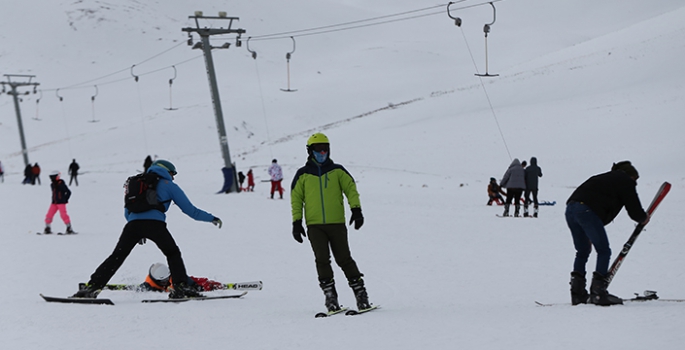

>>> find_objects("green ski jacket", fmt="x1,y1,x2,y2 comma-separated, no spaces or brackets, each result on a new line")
291,158,361,225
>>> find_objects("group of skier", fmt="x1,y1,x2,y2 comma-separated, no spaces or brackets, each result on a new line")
493,156,650,306
490,157,543,217
73,133,373,312
31,128,652,310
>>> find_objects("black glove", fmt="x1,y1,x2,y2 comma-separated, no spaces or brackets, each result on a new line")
349,207,364,230
292,220,306,243
138,238,146,245
212,217,222,229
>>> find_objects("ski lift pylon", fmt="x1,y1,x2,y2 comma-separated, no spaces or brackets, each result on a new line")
475,2,499,77
280,36,297,92
131,64,140,82
165,65,178,111
89,85,99,122
447,1,463,27
246,37,257,59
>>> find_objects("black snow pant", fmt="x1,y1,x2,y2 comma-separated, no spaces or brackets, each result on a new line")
87,220,189,289
307,223,362,284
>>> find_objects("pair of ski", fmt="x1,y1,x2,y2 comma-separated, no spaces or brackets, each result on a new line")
40,291,248,305
96,280,263,291
536,293,685,306
36,231,77,235
315,305,380,318
537,182,672,306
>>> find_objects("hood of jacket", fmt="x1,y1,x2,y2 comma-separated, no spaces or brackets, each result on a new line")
147,165,173,181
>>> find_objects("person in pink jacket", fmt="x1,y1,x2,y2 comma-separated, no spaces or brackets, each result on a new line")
43,171,74,234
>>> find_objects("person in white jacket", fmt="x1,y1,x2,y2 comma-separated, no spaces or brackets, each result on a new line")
500,158,526,217
268,159,284,199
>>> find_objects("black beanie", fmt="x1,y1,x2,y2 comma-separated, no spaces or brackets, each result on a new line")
612,161,639,179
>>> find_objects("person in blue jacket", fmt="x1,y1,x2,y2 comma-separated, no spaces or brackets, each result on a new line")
73,160,223,299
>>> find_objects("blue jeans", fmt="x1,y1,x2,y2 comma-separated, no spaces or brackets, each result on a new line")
565,202,611,275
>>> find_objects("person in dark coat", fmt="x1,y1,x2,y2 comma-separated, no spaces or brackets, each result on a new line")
500,158,526,217
68,159,80,186
43,171,74,234
23,164,33,184
32,163,41,185
238,171,246,191
566,161,648,306
524,157,543,217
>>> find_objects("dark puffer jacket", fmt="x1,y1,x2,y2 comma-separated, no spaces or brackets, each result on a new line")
51,179,71,204
567,170,647,225
524,157,543,190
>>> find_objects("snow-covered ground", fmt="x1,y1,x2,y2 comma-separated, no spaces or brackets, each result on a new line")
1,0,685,349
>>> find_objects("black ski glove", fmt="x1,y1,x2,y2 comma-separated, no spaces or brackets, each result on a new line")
212,217,222,229
138,238,146,245
292,220,306,243
349,207,364,230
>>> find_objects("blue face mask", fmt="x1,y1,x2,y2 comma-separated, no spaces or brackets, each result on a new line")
313,151,328,163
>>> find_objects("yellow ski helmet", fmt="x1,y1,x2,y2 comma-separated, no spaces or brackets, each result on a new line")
307,133,329,146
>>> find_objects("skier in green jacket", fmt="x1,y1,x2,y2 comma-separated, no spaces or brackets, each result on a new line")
291,132,371,312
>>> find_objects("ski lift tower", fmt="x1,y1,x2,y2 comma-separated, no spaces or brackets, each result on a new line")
1,74,39,167
182,11,245,193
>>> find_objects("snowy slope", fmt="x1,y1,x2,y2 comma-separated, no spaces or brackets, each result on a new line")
1,1,685,349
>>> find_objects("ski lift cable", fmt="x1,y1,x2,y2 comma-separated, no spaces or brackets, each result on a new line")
250,1,502,41
448,3,511,160
250,3,451,40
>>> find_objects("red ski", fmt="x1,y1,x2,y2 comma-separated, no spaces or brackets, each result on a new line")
605,181,671,285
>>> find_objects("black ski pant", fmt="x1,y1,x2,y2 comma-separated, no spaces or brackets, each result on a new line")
69,174,78,186
88,220,189,289
524,189,539,208
307,223,362,284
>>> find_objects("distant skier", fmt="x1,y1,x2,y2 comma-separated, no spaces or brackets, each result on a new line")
524,157,543,217
68,159,80,186
291,132,372,312
0,160,4,183
72,160,223,300
32,163,41,185
566,161,649,306
268,159,284,199
22,164,33,184
500,158,526,217
487,177,506,205
246,169,255,192
238,171,246,191
43,171,74,234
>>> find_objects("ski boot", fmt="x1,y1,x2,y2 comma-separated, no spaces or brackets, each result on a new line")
570,271,589,305
65,225,75,234
514,204,521,217
523,205,529,217
533,206,539,218
349,277,371,310
169,283,204,299
502,204,510,217
319,279,341,312
72,283,102,298
589,272,623,306
43,226,52,235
